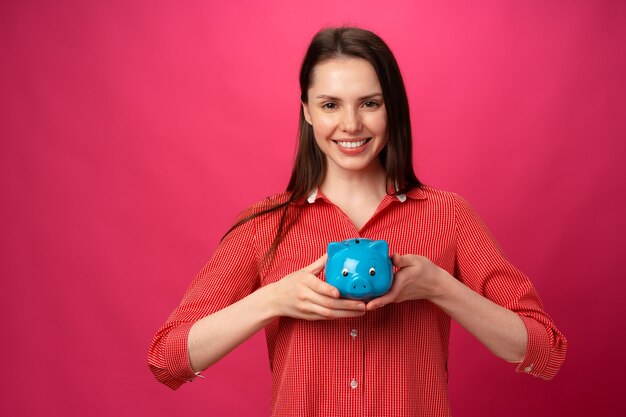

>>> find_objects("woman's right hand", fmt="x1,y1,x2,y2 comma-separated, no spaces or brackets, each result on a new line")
267,254,367,320
188,254,365,373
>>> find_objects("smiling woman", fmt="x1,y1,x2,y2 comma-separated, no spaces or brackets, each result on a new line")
148,26,567,417
302,58,388,174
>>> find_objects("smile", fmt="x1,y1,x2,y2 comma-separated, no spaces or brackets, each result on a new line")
335,138,371,149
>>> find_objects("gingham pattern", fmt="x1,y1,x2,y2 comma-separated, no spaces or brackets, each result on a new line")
148,186,567,416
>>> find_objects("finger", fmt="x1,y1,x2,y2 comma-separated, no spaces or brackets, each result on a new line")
392,253,420,268
312,278,340,299
306,278,367,308
306,295,367,316
303,254,328,275
316,307,367,319
301,308,367,321
366,296,388,310
330,298,367,312
365,288,396,310
391,253,407,268
314,296,366,313
295,285,365,314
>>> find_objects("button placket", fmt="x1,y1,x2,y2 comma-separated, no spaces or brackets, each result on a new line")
348,321,363,392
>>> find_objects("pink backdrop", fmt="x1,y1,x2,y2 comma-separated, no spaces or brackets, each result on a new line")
2,1,625,416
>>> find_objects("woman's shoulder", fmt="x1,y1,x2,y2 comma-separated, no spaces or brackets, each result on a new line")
412,185,485,224
248,190,292,211
222,191,292,240
234,190,293,220
407,184,462,204
407,184,480,217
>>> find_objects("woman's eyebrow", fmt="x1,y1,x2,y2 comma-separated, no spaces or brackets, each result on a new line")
359,93,383,100
314,93,383,101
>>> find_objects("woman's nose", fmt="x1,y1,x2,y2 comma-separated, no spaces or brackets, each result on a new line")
340,108,362,133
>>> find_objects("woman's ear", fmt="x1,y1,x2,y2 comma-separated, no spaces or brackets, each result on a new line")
302,102,312,125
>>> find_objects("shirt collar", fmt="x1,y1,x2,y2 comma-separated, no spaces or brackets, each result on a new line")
305,184,426,204
306,189,318,204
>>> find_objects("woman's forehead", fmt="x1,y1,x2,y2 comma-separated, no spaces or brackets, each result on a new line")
309,58,381,97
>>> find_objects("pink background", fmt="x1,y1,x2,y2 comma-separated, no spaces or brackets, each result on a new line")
1,1,625,416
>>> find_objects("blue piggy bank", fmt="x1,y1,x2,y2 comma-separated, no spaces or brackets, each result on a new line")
325,238,393,300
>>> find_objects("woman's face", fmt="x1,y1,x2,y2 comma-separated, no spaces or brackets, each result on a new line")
302,58,387,176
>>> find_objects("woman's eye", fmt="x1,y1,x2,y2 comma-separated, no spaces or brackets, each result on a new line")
322,102,337,110
342,268,349,277
363,101,380,108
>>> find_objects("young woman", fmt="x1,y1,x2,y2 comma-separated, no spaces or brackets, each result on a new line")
149,27,567,416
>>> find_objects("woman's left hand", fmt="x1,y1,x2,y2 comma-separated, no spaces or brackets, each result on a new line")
366,253,448,310
367,253,528,362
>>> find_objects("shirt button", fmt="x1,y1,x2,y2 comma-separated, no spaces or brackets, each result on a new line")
350,329,358,338
350,379,358,389
524,364,534,373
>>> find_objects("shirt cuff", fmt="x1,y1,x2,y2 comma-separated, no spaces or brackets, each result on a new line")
164,321,199,383
515,315,551,379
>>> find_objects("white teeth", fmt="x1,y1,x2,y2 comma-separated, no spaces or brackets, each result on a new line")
337,139,368,149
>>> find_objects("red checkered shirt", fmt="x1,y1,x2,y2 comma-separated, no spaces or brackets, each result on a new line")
148,186,567,416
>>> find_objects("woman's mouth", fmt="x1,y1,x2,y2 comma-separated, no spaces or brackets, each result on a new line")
334,138,371,149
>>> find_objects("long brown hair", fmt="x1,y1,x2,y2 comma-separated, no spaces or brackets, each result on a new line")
224,27,422,260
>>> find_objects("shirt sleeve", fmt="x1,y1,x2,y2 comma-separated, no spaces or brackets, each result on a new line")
452,194,567,380
147,214,261,389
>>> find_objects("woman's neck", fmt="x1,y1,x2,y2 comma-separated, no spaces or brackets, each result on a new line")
319,161,388,206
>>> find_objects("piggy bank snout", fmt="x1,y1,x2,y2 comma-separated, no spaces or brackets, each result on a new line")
348,276,371,294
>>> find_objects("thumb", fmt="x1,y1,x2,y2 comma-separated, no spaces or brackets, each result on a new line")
303,253,328,275
391,253,411,268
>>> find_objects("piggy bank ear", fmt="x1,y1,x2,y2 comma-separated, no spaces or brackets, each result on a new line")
368,240,389,256
327,242,347,258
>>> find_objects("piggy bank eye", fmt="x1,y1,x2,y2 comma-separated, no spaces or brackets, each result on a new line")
342,268,349,277
369,267,376,276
